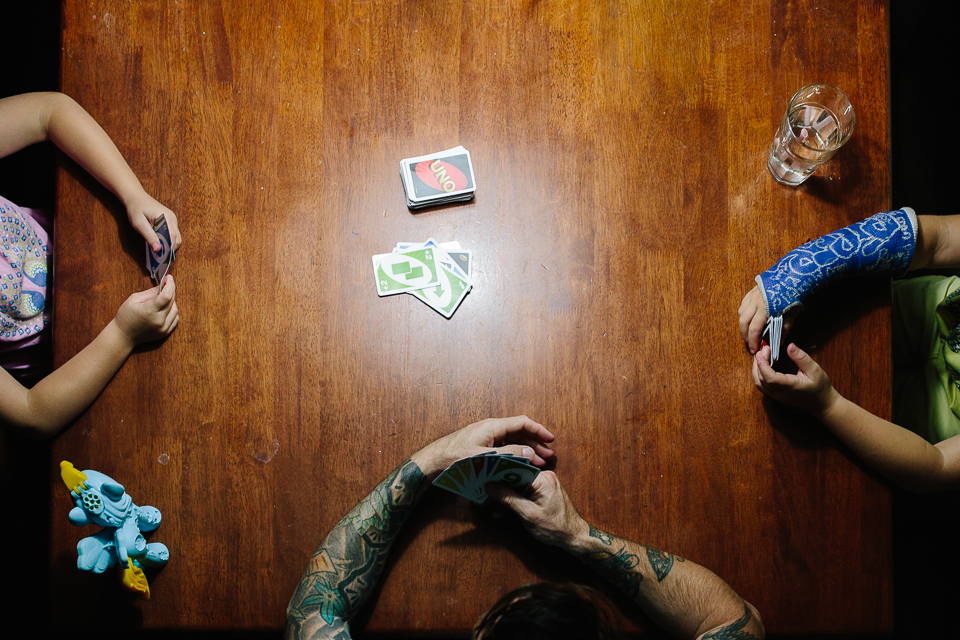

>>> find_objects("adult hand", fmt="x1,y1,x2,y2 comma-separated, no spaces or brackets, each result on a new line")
411,416,555,477
113,275,180,347
126,191,182,253
752,343,837,415
738,285,798,354
487,471,588,549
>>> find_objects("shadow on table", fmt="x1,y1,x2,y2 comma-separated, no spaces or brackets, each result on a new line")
788,141,876,208
59,153,152,280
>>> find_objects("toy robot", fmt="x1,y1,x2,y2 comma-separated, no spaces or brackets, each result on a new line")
60,461,169,598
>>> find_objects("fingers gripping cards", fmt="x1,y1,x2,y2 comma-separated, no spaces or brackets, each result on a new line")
432,452,540,504
146,214,175,286
399,146,476,209
371,239,473,318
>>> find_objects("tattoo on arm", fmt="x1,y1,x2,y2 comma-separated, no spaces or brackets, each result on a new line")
645,547,685,582
286,459,427,639
588,525,614,546
578,527,643,598
702,602,759,640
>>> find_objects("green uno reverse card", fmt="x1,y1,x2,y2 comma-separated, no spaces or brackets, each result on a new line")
372,247,440,296
410,262,471,317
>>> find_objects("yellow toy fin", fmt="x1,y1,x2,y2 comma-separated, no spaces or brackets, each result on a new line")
121,558,151,599
60,461,87,494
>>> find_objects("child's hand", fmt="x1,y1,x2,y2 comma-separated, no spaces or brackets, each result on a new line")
738,285,799,354
738,286,768,353
752,343,837,414
113,276,180,347
126,191,182,254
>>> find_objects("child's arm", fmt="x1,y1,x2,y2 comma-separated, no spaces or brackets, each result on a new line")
908,215,960,271
740,213,960,354
753,343,960,493
0,92,181,253
0,277,179,438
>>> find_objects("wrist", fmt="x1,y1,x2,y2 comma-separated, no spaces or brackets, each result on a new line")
105,318,138,353
810,386,844,422
119,184,148,210
408,441,447,478
555,517,594,554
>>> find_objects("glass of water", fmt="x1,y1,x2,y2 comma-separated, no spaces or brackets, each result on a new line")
767,84,856,186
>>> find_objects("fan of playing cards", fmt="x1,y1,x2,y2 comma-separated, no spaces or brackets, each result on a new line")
399,146,476,210
433,451,541,504
372,239,473,318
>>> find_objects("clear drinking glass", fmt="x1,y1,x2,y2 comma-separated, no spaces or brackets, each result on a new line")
767,84,856,186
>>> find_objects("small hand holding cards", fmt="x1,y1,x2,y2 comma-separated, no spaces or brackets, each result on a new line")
371,239,473,318
399,146,476,210
433,452,540,504
146,214,175,288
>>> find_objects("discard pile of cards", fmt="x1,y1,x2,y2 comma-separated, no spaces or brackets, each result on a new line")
399,146,476,209
372,239,473,318
146,213,175,285
433,452,540,504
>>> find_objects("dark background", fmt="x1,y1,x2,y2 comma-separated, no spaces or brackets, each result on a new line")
1,1,955,637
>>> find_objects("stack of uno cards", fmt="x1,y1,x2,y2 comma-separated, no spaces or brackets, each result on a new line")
399,146,476,209
146,214,175,286
433,452,540,504
371,239,473,318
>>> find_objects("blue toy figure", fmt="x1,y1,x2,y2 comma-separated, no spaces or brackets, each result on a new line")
60,460,169,598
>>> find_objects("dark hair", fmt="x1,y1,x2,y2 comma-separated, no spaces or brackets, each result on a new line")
472,582,624,640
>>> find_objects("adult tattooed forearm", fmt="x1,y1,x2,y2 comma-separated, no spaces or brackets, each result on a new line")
285,459,429,640
285,416,556,640
575,525,759,639
490,472,765,640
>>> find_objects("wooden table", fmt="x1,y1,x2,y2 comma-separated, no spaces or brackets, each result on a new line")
50,0,894,634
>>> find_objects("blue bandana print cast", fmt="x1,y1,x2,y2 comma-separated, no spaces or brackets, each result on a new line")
757,208,918,318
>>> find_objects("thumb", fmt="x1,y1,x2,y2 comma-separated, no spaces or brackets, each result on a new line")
156,275,176,303
486,483,522,508
787,343,817,375
494,444,536,461
133,216,161,253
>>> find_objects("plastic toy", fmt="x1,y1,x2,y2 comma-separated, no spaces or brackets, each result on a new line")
60,460,169,598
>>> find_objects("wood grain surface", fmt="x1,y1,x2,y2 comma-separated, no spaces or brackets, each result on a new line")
50,0,893,634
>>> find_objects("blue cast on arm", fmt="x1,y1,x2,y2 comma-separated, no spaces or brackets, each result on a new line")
757,208,918,318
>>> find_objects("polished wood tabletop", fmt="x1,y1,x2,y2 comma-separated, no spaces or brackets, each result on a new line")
50,0,893,634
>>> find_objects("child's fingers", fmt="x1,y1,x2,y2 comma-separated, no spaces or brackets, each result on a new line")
751,355,764,389
738,304,755,343
747,311,766,354
786,343,817,376
162,304,180,333
164,213,183,249
753,350,780,393
132,214,162,253
155,275,176,305
755,347,795,390
754,346,775,379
